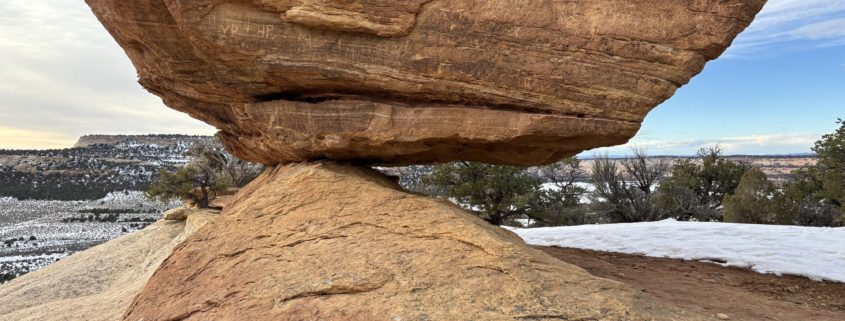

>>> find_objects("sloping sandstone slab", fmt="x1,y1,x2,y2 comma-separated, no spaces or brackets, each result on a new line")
85,0,765,166
124,162,707,320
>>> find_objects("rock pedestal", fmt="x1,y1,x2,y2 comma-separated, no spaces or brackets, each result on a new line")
124,162,705,321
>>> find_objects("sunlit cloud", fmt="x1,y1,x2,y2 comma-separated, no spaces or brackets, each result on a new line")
0,127,77,150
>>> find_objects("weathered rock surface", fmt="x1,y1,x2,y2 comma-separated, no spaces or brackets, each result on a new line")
162,207,198,220
124,162,706,321
0,210,218,321
85,0,766,166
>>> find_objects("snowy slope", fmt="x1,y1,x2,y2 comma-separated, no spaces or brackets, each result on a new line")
509,219,845,283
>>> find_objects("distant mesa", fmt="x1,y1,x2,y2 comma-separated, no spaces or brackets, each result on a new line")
0,134,211,201
72,134,212,149
85,0,766,166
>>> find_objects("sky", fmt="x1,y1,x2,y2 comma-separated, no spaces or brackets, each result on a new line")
0,1,842,155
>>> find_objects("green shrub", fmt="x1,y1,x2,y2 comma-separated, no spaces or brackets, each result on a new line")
658,146,751,221
723,169,777,224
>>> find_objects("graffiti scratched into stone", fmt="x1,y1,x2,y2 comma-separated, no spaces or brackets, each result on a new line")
212,16,277,40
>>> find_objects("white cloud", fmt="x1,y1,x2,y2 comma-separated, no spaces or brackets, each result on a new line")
750,0,845,28
728,0,845,57
589,133,821,156
0,1,215,149
789,18,845,40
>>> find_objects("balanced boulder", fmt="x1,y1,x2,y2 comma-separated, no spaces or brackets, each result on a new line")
85,0,766,166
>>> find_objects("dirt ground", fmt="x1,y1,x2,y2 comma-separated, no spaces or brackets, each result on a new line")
537,246,845,321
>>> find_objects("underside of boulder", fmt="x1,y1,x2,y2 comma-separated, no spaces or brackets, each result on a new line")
85,0,766,166
124,162,706,321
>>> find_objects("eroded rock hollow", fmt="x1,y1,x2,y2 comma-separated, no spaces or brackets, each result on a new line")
86,0,766,166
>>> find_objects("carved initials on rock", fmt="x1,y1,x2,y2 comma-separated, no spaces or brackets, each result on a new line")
252,0,432,37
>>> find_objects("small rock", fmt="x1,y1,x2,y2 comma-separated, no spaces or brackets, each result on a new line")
716,313,730,320
209,195,235,210
162,208,192,221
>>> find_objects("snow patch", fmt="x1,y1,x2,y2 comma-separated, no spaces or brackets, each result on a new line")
509,219,845,283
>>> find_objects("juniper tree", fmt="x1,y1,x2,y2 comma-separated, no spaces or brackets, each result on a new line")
658,146,751,221
530,157,591,226
722,168,778,224
773,119,845,226
422,162,542,226
146,140,262,208
590,149,668,223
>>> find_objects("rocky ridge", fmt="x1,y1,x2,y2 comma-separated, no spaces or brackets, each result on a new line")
0,134,211,200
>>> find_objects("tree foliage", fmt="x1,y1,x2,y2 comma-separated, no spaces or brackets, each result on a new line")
530,157,592,226
590,149,668,223
771,119,845,226
414,120,845,227
185,140,264,188
422,162,542,226
723,168,779,224
721,120,844,227
658,146,751,221
421,158,591,227
810,118,845,207
146,140,262,208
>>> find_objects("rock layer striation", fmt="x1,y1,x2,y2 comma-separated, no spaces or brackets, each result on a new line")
85,0,766,165
124,162,708,321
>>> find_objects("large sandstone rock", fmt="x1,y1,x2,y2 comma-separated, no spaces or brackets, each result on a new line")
85,0,765,166
0,210,218,321
124,162,706,320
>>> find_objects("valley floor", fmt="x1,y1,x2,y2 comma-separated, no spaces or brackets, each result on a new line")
539,246,845,321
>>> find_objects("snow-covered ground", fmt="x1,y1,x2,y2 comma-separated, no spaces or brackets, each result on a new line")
0,191,178,281
509,219,845,283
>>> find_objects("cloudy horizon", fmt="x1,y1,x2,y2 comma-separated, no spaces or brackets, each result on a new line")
1,0,843,155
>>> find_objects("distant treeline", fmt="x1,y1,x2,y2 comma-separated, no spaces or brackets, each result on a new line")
579,153,817,160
